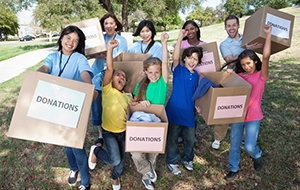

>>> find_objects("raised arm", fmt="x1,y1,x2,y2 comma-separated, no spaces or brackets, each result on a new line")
172,29,187,69
102,39,119,87
261,25,272,80
161,32,170,84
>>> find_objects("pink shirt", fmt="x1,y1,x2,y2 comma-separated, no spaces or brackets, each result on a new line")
238,71,269,122
180,40,206,49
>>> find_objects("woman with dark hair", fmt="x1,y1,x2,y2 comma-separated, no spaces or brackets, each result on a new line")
90,12,128,149
128,20,162,61
181,20,206,48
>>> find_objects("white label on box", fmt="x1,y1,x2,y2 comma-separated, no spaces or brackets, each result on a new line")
265,13,291,39
213,95,247,119
27,80,86,128
126,126,165,152
81,25,102,49
194,52,216,73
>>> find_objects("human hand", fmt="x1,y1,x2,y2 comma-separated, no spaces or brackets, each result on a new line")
108,39,119,50
263,25,272,35
90,53,107,60
139,71,146,78
179,29,188,39
195,106,201,115
140,100,151,108
161,32,170,43
129,101,139,106
245,42,263,50
226,68,234,74
229,62,236,68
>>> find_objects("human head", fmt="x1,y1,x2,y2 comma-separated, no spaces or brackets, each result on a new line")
181,47,203,72
144,57,162,83
112,69,126,91
133,20,156,41
182,20,201,41
235,49,261,74
58,25,86,55
100,12,123,37
224,15,240,39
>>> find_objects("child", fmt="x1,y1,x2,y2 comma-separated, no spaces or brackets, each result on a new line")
131,32,169,190
36,25,96,190
224,25,272,181
165,29,203,175
88,39,131,190
181,20,206,48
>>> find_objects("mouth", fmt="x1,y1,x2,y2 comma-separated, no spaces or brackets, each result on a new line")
66,44,73,50
150,77,158,82
118,78,125,86
188,33,194,38
229,30,236,36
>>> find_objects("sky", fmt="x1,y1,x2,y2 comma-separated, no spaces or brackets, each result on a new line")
17,0,222,24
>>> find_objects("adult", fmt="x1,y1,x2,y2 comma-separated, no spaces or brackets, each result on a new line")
90,12,128,147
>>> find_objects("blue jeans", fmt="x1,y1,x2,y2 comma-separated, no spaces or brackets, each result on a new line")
65,147,90,186
91,90,102,126
94,129,126,180
229,120,262,172
166,122,195,164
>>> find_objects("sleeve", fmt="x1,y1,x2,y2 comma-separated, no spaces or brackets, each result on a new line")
102,81,112,95
219,42,232,59
78,55,94,79
133,83,139,96
43,53,55,74
150,42,162,61
128,42,139,53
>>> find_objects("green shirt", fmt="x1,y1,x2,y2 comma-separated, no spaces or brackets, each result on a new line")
133,75,168,105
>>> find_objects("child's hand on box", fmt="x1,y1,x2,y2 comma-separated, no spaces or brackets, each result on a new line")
226,68,234,74
129,101,139,106
140,100,151,108
108,39,119,50
245,42,263,50
263,24,272,35
195,106,201,115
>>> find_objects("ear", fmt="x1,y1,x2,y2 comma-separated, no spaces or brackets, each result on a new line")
255,61,257,64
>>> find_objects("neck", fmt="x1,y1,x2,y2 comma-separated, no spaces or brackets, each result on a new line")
62,50,73,55
231,33,240,41
106,33,116,38
142,39,152,44
188,38,200,46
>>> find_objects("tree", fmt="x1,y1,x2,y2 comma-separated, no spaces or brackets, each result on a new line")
249,0,292,10
224,0,248,18
0,6,19,40
1,0,34,13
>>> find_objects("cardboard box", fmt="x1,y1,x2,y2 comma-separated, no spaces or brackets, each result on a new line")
126,104,168,153
241,6,295,54
113,52,152,93
180,42,221,73
7,70,95,149
69,17,107,57
195,72,252,125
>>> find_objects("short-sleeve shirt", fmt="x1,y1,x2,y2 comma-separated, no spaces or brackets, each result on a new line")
219,34,245,59
165,63,199,128
92,34,128,91
180,40,206,49
43,51,93,81
133,75,168,105
128,41,162,61
238,71,268,122
102,82,130,133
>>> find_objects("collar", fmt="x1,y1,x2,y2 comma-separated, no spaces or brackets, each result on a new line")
225,34,243,43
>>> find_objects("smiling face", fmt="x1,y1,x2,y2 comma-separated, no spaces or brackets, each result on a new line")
145,64,161,83
184,23,198,40
104,17,117,37
112,70,126,91
225,18,240,40
184,52,199,72
140,26,152,44
240,57,257,75
60,32,79,55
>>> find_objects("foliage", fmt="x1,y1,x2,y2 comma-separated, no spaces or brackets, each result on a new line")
224,0,248,18
0,0,34,13
250,0,293,10
0,6,19,40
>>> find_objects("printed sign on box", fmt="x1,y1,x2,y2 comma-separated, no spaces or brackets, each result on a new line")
213,95,247,119
7,70,95,149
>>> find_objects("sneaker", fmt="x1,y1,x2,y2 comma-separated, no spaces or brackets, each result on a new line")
212,140,221,150
111,178,121,190
181,160,193,171
88,145,97,170
147,160,157,182
142,178,154,190
253,156,263,171
78,184,90,190
225,171,239,181
68,170,78,186
167,164,181,175
242,140,245,145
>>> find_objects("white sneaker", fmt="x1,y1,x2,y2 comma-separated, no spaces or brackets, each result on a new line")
167,164,181,175
212,140,221,150
88,145,97,170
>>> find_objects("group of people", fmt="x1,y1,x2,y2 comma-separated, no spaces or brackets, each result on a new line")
36,12,272,190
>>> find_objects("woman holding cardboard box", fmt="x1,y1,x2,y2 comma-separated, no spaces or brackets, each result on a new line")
90,12,128,147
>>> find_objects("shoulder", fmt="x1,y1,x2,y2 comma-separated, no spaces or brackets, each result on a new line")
154,41,162,47
116,34,127,43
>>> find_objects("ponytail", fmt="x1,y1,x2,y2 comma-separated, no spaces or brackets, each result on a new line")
144,40,155,54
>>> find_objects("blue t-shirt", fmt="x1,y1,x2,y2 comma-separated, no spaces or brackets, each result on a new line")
92,33,128,91
219,34,245,59
43,51,93,81
165,63,199,128
128,41,162,61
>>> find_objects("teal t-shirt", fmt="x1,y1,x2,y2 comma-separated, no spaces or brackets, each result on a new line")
133,75,168,105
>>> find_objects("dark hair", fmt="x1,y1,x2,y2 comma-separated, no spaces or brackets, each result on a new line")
225,15,239,26
58,25,86,55
100,12,123,32
136,57,162,101
181,47,203,65
133,20,156,54
182,20,201,41
220,49,262,73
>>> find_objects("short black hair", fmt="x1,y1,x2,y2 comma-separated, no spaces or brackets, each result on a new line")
181,46,203,65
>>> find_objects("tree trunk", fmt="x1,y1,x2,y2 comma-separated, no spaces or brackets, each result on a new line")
99,0,113,13
122,0,129,32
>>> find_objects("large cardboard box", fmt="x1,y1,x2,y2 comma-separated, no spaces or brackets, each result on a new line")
7,70,95,149
180,42,221,73
195,72,252,125
113,52,152,93
69,17,107,57
126,104,168,153
241,6,294,54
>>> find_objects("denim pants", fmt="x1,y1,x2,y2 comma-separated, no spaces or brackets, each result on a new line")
65,147,90,186
166,122,195,164
91,90,102,126
94,128,126,180
229,120,262,172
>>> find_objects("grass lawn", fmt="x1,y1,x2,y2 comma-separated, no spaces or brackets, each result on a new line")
0,6,300,189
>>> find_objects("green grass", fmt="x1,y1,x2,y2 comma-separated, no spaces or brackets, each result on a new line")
0,40,58,62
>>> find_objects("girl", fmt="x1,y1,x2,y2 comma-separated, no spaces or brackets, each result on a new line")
181,20,206,48
224,25,272,181
91,12,128,146
37,25,96,190
88,39,131,190
131,32,169,190
128,20,162,61
165,29,203,175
